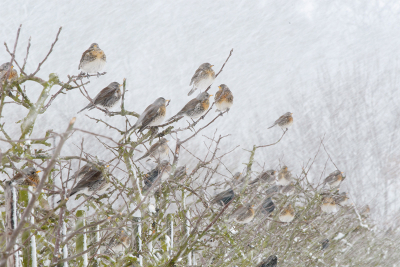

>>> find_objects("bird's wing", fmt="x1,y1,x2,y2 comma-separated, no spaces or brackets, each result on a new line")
70,169,102,193
92,86,116,105
78,49,91,69
189,68,206,86
136,142,160,161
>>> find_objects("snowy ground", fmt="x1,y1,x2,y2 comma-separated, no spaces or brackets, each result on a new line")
1,0,400,226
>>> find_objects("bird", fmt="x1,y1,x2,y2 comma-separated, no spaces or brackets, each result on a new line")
0,62,18,83
214,84,233,113
12,167,41,187
256,255,278,267
280,182,295,196
332,192,349,206
229,204,255,224
127,97,170,133
249,170,276,186
103,228,130,255
268,112,293,131
168,92,212,122
60,162,109,203
277,166,292,186
211,188,235,206
135,138,169,162
321,196,337,213
142,160,172,192
232,172,246,185
360,205,370,218
261,197,275,216
321,239,330,250
77,82,122,113
323,170,345,189
78,43,106,76
188,63,215,96
173,165,187,181
279,204,295,222
265,185,280,198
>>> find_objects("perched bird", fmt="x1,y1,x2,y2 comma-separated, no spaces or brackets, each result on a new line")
168,92,212,121
321,197,337,213
0,62,18,83
277,166,292,186
249,170,276,186
280,182,295,196
127,97,170,133
229,204,255,224
142,160,172,192
268,112,293,131
188,63,215,96
323,170,345,189
12,167,41,187
265,185,280,198
211,188,235,206
78,43,106,76
173,165,187,181
78,82,122,113
104,228,130,255
135,138,169,162
60,162,109,202
256,255,278,267
279,204,295,223
333,192,349,206
67,162,97,182
232,172,245,185
321,239,330,250
214,84,233,113
261,197,275,216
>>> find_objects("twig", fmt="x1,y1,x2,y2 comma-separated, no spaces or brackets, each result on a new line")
205,49,234,92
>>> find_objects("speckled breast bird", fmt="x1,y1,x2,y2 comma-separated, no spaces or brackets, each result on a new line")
323,170,345,189
279,204,295,223
321,239,330,250
333,192,349,206
249,170,276,186
60,162,109,202
104,228,130,255
214,84,233,113
256,255,278,267
135,138,169,162
265,185,280,198
188,63,215,96
78,82,122,113
128,97,170,133
277,166,292,186
281,182,295,196
78,43,106,75
321,197,337,213
0,62,18,83
173,165,187,181
261,197,275,216
229,204,255,224
142,160,172,192
168,92,212,121
268,112,293,131
12,167,41,187
211,188,235,206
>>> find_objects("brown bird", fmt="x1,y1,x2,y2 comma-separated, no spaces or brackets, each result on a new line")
0,62,18,83
229,204,255,224
78,43,106,76
261,197,275,216
173,165,187,181
103,228,130,255
78,82,122,113
188,63,215,96
279,204,295,223
277,166,292,186
127,97,170,133
249,170,276,186
214,84,233,113
265,185,280,198
321,196,337,213
142,160,172,192
135,138,169,162
280,182,295,196
333,192,349,206
268,112,293,131
168,92,212,121
323,170,345,189
211,188,235,206
12,167,41,187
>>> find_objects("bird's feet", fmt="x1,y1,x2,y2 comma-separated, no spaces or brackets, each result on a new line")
97,72,101,78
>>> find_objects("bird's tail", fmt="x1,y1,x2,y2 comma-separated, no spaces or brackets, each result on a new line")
188,86,197,96
267,123,276,129
77,104,92,114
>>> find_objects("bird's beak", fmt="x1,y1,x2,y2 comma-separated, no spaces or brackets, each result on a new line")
211,65,214,67
11,65,13,69
36,170,41,173
166,140,169,142
209,95,213,98
218,86,221,89
106,165,110,168
119,84,123,87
